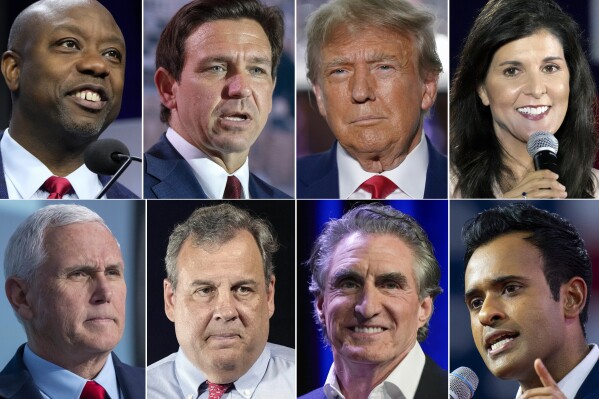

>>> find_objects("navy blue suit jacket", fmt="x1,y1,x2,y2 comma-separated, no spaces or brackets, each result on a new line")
0,133,137,199
0,345,145,399
297,137,447,199
144,134,291,199
298,355,447,399
575,353,599,399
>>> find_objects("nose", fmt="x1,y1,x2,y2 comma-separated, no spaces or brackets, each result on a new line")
76,50,109,78
354,283,381,321
226,72,252,99
350,65,376,104
91,273,113,304
524,71,546,99
477,295,506,326
213,290,239,322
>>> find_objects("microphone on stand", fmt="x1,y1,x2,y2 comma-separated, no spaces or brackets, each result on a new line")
449,366,478,399
84,139,141,199
526,131,559,174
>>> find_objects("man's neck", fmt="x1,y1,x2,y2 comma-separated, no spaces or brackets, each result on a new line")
334,357,403,399
27,343,111,380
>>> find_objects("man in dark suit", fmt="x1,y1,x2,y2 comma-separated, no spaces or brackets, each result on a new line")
463,203,599,398
297,0,447,199
300,203,447,399
0,204,144,398
0,0,137,199
144,0,291,199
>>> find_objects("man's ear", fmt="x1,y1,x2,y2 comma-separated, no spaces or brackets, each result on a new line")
5,277,33,320
314,294,325,324
1,51,21,92
163,279,176,323
155,67,178,111
562,276,587,320
312,83,327,119
420,72,438,111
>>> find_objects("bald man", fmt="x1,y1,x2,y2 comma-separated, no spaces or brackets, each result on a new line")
0,0,137,199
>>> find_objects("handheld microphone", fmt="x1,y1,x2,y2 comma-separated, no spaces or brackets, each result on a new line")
526,131,559,175
84,139,141,199
449,367,478,399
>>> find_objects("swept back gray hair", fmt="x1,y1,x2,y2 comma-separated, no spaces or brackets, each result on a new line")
165,203,279,289
4,204,109,283
306,0,443,84
306,203,442,342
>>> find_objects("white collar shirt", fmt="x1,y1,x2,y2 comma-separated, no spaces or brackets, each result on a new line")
165,127,250,199
337,132,428,199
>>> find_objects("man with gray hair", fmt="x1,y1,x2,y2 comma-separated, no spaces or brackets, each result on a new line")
147,203,295,398
0,204,144,399
297,0,447,199
300,203,446,399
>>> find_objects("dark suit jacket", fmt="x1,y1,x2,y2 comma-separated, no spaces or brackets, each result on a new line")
298,355,447,399
297,137,447,199
144,134,291,199
575,354,599,399
0,133,137,199
0,345,145,399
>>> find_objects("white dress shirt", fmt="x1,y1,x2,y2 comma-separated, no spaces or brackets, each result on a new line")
165,128,250,199
1,129,104,199
515,344,599,399
147,343,295,399
337,132,429,199
23,344,121,399
323,342,426,399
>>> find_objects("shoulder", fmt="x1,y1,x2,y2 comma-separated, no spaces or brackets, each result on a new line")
146,353,181,398
147,352,177,375
249,174,292,198
266,342,295,364
591,168,599,198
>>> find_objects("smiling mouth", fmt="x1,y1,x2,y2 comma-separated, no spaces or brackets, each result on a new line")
486,332,519,354
517,106,549,116
352,326,386,334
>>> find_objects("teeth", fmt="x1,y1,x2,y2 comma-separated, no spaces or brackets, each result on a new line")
224,116,246,121
518,106,548,115
490,337,514,351
75,90,101,102
353,327,384,334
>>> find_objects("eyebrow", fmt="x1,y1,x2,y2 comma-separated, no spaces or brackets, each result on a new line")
330,269,363,285
189,278,259,287
51,24,125,48
375,272,408,287
497,56,565,67
323,54,401,70
464,274,529,300
202,55,271,66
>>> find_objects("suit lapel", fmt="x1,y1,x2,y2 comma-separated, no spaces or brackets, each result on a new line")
574,355,599,398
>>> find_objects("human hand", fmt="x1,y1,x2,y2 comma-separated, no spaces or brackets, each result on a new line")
518,359,567,399
503,170,567,199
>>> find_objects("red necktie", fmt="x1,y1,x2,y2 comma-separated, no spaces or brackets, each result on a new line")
43,176,73,199
207,381,232,399
359,175,398,199
223,175,242,199
80,381,108,399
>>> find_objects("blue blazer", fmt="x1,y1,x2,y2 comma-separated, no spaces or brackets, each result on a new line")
297,137,447,199
0,345,145,399
575,354,599,399
298,355,447,399
144,134,291,199
0,133,137,199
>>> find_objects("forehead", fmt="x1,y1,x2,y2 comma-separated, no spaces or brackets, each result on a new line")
24,1,124,47
328,232,416,279
184,18,271,59
320,23,414,61
176,230,265,281
465,232,545,290
491,30,565,64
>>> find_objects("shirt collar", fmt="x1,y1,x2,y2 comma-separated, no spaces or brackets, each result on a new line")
1,129,103,199
515,344,599,399
324,342,425,399
336,132,428,199
175,345,271,399
23,344,120,399
165,127,250,199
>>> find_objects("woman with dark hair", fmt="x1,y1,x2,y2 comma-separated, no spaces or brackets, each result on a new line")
450,0,599,198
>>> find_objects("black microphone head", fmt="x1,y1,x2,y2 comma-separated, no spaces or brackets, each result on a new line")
527,131,558,158
449,367,478,399
84,139,130,175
